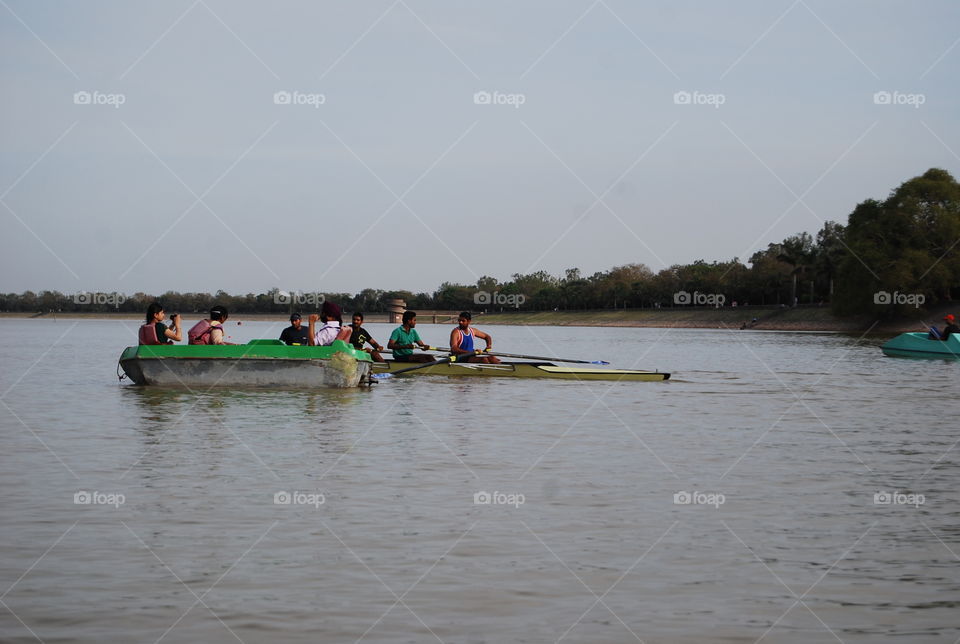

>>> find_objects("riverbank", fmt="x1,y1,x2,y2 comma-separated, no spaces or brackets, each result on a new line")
473,305,952,334
1,306,951,334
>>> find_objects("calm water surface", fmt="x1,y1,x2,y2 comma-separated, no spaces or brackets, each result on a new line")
1,318,959,643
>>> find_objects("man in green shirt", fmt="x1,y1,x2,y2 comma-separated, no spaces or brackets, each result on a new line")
388,311,435,362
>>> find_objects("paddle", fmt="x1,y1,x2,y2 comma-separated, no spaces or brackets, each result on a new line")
427,347,610,365
371,354,459,379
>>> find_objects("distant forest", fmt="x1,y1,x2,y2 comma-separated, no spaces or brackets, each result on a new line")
4,169,958,318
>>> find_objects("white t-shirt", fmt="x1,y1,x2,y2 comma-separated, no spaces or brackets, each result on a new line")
313,321,341,346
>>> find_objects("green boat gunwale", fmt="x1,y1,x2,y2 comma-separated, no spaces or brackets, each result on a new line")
119,339,374,363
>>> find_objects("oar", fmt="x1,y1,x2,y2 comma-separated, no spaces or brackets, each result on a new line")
429,347,609,365
371,354,459,379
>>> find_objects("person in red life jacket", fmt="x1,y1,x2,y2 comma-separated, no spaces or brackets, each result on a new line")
941,314,960,340
450,311,500,363
348,312,385,361
139,302,182,345
308,301,352,346
188,305,232,345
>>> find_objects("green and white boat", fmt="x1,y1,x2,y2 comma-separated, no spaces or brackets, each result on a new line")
880,332,960,359
118,340,372,388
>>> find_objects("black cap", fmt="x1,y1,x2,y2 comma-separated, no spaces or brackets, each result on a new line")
290,312,302,321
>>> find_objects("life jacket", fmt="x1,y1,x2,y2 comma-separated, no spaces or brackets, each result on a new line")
138,323,163,345
188,319,221,345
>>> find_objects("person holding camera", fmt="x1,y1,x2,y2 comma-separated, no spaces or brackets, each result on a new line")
139,302,182,345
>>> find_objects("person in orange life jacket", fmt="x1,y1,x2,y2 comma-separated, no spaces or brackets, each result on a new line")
188,305,232,345
139,302,181,345
308,301,352,346
450,311,500,364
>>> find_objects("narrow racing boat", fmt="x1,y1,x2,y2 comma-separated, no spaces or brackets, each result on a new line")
880,332,960,359
371,360,669,381
118,339,372,387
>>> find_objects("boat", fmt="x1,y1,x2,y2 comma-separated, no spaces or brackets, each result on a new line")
371,360,670,381
118,339,372,387
880,332,960,359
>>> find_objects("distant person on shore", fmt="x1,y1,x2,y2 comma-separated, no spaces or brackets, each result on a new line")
348,312,384,361
188,306,231,345
139,302,181,345
309,301,352,346
450,311,500,364
279,312,310,345
388,311,435,362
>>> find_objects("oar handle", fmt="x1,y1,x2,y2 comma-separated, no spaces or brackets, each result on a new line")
384,347,609,365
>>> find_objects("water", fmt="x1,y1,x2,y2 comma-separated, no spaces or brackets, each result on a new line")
1,318,958,643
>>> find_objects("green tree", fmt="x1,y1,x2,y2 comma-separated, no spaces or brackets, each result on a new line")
834,168,960,315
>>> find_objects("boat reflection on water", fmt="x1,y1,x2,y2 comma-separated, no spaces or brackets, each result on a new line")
120,385,372,468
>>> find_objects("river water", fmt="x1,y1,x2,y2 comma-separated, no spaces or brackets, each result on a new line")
1,318,958,643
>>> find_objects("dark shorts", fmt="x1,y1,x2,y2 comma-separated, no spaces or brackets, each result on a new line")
392,354,416,362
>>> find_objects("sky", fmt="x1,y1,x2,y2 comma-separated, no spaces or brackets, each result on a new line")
1,0,958,297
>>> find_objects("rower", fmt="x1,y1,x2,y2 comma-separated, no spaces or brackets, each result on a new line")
388,311,435,362
450,311,500,364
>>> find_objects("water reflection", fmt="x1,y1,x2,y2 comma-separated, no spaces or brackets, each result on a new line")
120,384,374,466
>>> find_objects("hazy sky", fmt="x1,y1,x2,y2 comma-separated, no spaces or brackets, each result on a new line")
1,1,958,297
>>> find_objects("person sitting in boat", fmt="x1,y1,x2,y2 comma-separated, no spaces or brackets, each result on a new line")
450,311,500,364
349,312,384,361
139,302,181,345
388,310,435,362
188,305,231,345
940,314,959,340
309,301,352,346
279,312,310,345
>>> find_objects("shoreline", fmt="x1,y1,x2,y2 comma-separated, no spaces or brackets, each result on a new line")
1,307,946,334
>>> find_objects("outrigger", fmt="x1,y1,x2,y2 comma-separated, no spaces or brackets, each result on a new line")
371,359,669,381
372,347,669,381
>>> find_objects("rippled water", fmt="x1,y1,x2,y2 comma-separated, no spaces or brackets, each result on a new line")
1,318,959,643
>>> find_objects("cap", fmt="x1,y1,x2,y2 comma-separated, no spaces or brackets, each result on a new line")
290,312,302,321
945,314,956,323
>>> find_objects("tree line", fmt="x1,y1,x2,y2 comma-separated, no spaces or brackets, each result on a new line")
3,169,957,318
